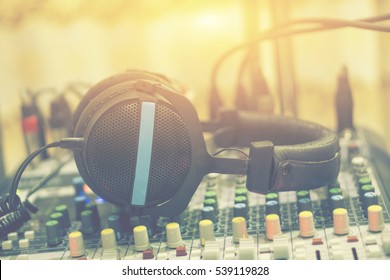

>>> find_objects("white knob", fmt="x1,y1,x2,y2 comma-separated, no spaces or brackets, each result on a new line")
133,225,151,251
199,220,216,246
368,205,384,232
69,231,86,258
101,228,117,250
166,222,184,248
333,208,349,235
266,214,282,240
232,217,248,243
299,211,316,238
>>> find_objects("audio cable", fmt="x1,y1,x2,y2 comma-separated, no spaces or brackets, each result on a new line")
0,138,84,239
0,194,30,239
210,13,390,119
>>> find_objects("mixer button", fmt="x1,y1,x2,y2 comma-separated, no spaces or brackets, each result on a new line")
176,246,187,257
2,240,13,250
19,239,30,249
24,230,35,240
143,249,154,260
7,232,18,241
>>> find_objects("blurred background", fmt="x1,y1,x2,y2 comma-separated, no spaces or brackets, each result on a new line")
0,0,390,177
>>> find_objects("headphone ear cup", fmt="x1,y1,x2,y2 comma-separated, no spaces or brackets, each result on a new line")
72,70,170,128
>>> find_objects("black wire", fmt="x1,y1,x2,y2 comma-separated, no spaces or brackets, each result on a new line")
212,14,390,113
8,141,61,208
216,14,390,85
26,153,73,199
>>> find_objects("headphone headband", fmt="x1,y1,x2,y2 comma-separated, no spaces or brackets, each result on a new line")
213,109,340,193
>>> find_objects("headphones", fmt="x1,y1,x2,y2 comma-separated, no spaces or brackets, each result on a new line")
72,70,340,217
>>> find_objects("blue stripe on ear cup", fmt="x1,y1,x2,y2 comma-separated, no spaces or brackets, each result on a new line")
131,102,156,205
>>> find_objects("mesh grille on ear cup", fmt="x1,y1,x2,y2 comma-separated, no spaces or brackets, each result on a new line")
88,102,140,203
146,103,192,205
85,100,192,206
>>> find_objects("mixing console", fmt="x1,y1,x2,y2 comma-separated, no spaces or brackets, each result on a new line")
1,130,390,260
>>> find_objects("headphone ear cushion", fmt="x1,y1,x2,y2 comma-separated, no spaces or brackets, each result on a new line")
72,70,170,128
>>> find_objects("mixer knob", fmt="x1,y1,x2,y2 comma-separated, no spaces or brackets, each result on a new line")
328,187,342,198
359,184,375,202
85,203,100,227
81,210,98,234
296,190,310,200
74,195,87,220
95,197,112,220
101,228,118,251
69,231,86,258
266,214,282,240
297,198,313,213
108,215,123,240
265,200,280,216
72,176,85,196
235,187,247,198
333,208,350,235
133,225,151,251
204,190,217,201
358,177,372,188
234,196,247,206
201,206,216,223
45,220,62,246
49,212,66,234
54,204,71,228
203,198,218,213
355,169,370,181
233,203,248,219
329,195,345,213
199,220,216,246
206,173,219,188
265,192,279,203
368,205,385,232
232,217,248,243
166,222,184,248
351,156,368,171
299,211,316,238
363,192,378,213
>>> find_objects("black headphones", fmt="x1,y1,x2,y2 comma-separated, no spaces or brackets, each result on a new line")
72,70,340,217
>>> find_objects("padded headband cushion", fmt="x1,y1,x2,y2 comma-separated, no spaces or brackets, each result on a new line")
72,70,171,127
214,110,340,192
